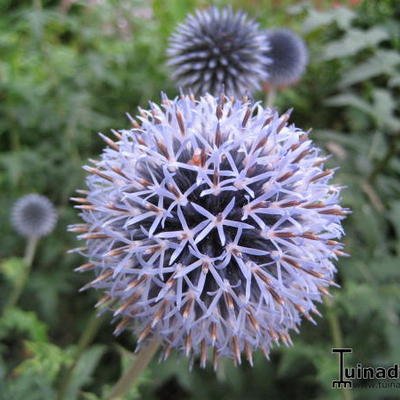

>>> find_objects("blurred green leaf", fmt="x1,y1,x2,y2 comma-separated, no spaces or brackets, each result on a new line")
325,93,374,115
64,345,106,400
320,27,388,60
371,89,400,132
302,7,355,33
339,50,400,87
388,74,400,87
15,341,72,382
0,257,25,285
325,89,400,132
80,393,103,400
0,308,48,342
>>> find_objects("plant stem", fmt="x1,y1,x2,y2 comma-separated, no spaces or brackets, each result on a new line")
265,87,276,108
4,236,39,313
326,296,353,400
107,340,161,400
57,312,105,400
33,0,42,9
326,300,343,348
59,0,75,13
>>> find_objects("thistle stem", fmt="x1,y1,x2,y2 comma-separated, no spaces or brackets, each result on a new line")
265,87,276,108
107,340,160,400
326,297,353,400
57,312,105,400
33,0,42,9
4,236,39,312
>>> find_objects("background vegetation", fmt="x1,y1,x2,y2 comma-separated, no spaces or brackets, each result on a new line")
1,0,399,399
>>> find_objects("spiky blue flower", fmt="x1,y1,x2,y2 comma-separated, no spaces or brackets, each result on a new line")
70,93,348,368
12,194,57,238
265,28,308,87
166,6,271,96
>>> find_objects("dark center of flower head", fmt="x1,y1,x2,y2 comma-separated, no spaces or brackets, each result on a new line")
72,94,347,367
135,148,278,294
24,203,48,226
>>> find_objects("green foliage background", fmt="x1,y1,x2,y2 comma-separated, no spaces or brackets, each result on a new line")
1,0,399,399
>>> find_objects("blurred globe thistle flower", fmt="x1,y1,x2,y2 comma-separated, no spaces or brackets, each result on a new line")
12,194,57,238
70,93,348,368
166,6,271,96
264,28,308,88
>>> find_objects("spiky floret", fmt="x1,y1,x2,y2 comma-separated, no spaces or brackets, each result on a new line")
265,28,308,87
70,93,348,368
12,194,57,238
166,6,271,97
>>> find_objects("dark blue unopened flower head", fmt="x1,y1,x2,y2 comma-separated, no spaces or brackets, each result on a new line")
70,93,348,369
166,6,271,96
12,194,57,238
265,28,308,87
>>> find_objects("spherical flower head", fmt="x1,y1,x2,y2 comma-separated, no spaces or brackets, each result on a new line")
166,6,271,97
71,93,348,368
264,28,308,88
12,194,57,238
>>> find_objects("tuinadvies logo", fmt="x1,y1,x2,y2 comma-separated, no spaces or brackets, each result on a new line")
332,348,400,389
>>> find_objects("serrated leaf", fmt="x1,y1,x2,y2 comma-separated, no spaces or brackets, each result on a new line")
326,90,400,131
325,93,374,115
320,27,388,60
388,201,400,253
389,75,400,87
0,308,48,342
14,341,72,382
302,9,336,33
372,89,400,132
302,7,355,33
339,50,400,87
64,345,106,400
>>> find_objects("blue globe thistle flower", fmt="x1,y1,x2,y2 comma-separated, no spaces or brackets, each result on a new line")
166,7,271,97
70,93,348,368
265,28,308,88
12,194,57,238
